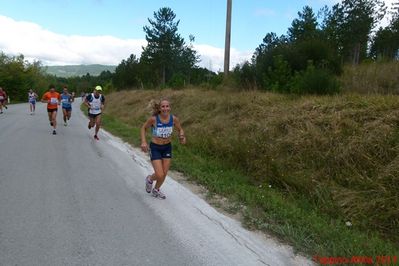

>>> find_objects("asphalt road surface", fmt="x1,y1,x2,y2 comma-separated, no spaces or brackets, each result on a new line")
0,101,313,266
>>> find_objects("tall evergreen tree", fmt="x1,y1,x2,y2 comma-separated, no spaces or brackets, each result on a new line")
389,0,399,59
370,1,399,60
322,0,386,64
141,7,198,86
113,54,140,90
288,6,319,42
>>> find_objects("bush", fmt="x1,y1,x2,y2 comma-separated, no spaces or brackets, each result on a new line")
291,64,340,95
168,73,185,89
264,55,292,93
232,62,256,90
208,73,224,89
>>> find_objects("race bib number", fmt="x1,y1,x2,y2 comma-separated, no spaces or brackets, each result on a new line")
155,127,173,138
91,102,101,110
50,97,58,104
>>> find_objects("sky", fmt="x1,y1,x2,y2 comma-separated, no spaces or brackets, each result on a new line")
0,0,396,72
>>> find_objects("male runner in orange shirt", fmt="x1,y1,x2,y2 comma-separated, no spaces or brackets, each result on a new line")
41,84,61,135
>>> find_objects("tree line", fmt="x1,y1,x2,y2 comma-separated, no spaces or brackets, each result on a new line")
233,0,399,94
0,1,398,101
0,53,113,102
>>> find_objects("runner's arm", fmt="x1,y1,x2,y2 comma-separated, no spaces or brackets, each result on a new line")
41,94,48,103
100,95,105,111
84,95,91,108
140,117,155,152
174,116,186,144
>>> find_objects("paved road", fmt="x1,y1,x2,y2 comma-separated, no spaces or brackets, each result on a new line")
0,101,313,266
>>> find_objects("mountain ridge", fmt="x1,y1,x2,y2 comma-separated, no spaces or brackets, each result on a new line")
44,64,116,78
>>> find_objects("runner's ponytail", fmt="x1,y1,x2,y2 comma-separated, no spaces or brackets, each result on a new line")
148,97,170,116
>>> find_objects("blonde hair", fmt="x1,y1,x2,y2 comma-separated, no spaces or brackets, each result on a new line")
148,97,170,116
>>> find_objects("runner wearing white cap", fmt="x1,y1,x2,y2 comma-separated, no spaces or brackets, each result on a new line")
84,85,105,140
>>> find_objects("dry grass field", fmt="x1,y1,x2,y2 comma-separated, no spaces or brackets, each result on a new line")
104,88,399,246
101,62,399,257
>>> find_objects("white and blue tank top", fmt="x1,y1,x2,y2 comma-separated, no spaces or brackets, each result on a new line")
88,93,103,115
28,92,37,103
152,115,174,138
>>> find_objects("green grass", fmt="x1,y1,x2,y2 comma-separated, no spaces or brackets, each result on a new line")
96,97,399,260
101,113,140,145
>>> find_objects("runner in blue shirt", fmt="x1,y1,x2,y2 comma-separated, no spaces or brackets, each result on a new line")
140,98,186,199
60,86,74,126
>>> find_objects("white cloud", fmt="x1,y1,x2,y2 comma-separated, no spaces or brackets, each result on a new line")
0,15,248,72
0,15,146,66
194,44,252,72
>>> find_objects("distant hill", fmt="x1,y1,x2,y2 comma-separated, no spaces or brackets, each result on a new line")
44,64,116,78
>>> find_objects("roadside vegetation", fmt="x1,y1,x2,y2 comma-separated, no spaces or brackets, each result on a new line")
101,87,399,259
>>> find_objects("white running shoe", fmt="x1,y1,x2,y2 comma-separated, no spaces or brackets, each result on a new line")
152,188,166,199
145,175,153,193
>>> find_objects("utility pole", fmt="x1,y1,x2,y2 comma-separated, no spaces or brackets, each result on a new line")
224,0,232,76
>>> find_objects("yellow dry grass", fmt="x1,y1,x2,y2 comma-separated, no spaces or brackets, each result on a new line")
105,88,399,241
340,61,399,94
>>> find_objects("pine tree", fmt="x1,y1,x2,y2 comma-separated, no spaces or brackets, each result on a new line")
288,6,319,42
322,0,386,64
141,7,198,86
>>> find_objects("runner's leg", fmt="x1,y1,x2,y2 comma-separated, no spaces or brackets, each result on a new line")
48,111,52,125
88,113,95,129
51,110,57,129
151,159,165,189
154,159,171,189
62,108,67,123
94,115,101,136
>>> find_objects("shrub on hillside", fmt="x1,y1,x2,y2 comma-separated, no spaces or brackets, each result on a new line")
290,64,340,94
208,73,224,89
232,62,256,90
168,73,185,89
264,55,292,93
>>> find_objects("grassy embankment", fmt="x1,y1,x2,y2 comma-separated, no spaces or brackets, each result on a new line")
340,62,399,94
100,86,399,260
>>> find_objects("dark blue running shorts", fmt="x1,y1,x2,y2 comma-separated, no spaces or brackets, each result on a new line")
88,112,101,118
149,142,172,160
